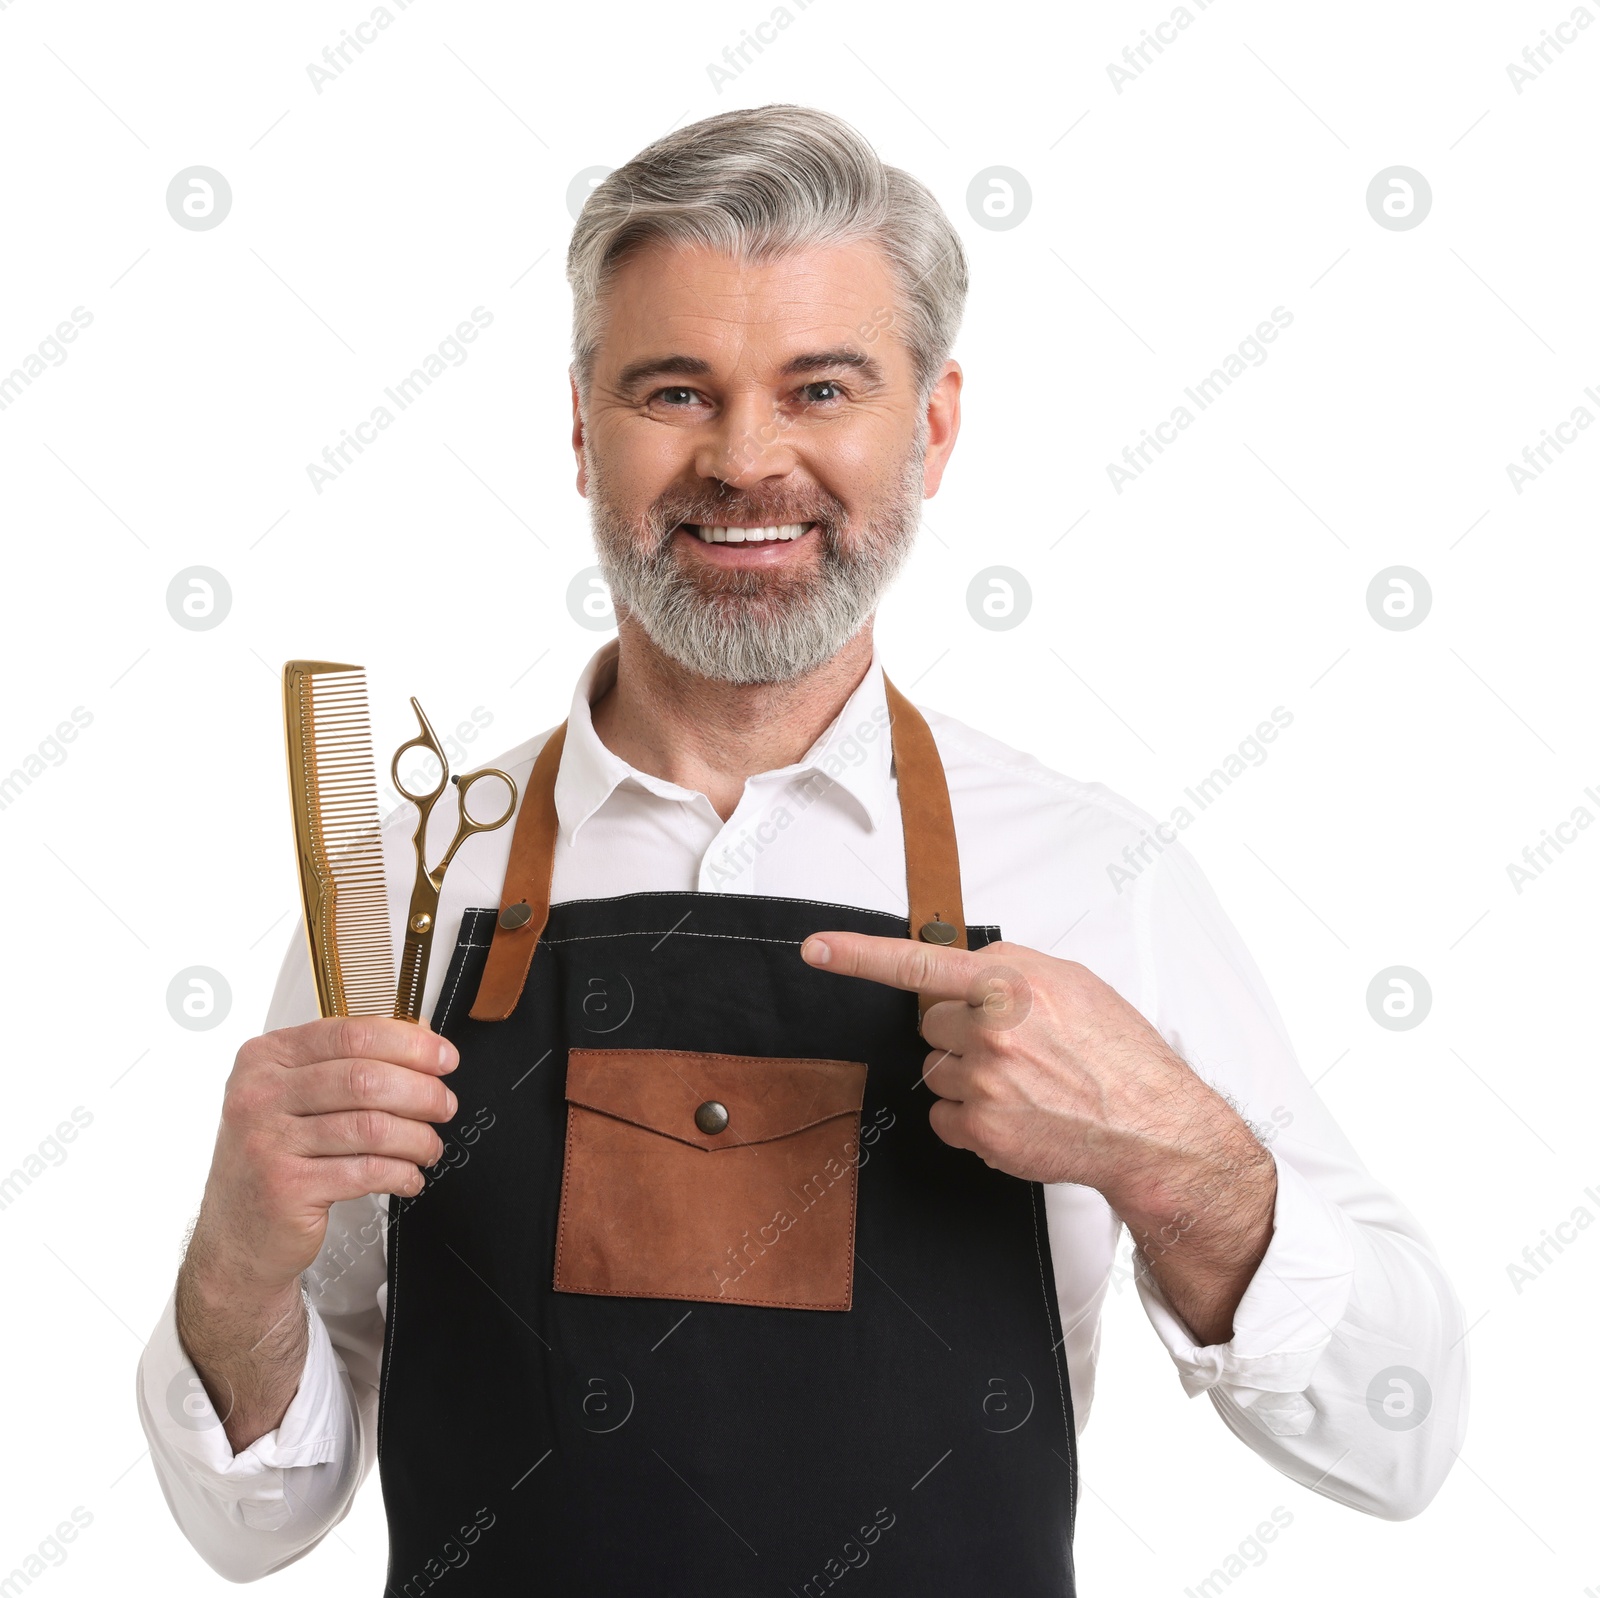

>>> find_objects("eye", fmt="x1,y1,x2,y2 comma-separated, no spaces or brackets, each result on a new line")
800,380,847,404
653,386,704,407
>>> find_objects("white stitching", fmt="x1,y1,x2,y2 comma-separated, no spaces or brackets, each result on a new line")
377,1195,399,1455
1030,1183,1068,1458
539,929,816,948
474,884,1001,924
384,908,492,1449
459,907,1001,952
536,926,1002,949
525,887,894,917
437,909,492,1031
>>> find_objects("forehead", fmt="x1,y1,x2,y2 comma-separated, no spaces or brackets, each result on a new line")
595,237,907,377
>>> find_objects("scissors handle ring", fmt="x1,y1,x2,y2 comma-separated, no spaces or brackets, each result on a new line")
452,768,518,836
391,731,449,804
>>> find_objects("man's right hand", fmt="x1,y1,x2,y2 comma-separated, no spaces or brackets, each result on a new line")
173,1016,459,1451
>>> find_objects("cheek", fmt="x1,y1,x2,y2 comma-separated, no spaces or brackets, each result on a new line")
592,418,693,497
802,413,910,494
820,424,887,471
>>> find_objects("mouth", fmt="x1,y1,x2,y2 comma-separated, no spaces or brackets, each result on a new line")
672,521,819,564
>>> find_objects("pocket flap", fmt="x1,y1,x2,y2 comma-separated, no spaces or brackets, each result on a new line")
565,1048,867,1152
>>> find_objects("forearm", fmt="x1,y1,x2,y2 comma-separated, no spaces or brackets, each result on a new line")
1110,1111,1278,1346
176,1242,309,1456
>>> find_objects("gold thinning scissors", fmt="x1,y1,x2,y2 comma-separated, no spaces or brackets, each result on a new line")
391,698,518,1022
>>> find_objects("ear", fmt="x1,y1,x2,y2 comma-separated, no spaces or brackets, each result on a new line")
570,366,588,497
920,360,963,498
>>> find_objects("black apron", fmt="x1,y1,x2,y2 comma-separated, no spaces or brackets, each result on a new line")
376,678,1077,1596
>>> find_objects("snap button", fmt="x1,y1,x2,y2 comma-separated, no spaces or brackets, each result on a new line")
694,1100,729,1135
498,901,532,931
918,917,958,945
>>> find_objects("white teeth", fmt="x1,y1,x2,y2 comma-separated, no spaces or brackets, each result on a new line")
692,522,811,544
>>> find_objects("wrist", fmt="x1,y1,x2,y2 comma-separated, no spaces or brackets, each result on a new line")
176,1241,305,1344
1105,1124,1276,1256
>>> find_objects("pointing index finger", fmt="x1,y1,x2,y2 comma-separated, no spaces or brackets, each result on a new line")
799,930,978,1001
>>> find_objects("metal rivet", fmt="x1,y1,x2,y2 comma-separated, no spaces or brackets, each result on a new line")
919,918,958,945
498,901,533,931
694,1100,729,1135
409,912,433,934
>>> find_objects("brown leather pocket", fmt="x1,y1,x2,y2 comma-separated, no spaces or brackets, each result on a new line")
554,1048,868,1311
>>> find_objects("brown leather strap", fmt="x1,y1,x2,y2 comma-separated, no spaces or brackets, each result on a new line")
880,675,968,1028
468,673,965,1023
468,722,566,1020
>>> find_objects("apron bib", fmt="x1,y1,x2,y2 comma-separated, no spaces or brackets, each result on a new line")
376,679,1077,1595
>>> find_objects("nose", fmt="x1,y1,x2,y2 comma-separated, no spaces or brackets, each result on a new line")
693,387,798,491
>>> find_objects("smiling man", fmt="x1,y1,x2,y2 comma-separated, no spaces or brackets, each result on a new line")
139,105,1466,1594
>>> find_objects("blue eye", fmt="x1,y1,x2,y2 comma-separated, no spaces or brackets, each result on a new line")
804,381,844,403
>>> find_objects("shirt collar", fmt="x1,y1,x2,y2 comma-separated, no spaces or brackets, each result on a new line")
554,637,897,843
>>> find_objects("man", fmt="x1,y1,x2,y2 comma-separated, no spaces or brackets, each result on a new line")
138,104,1466,1592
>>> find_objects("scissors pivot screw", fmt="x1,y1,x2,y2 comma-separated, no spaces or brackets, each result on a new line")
409,912,433,934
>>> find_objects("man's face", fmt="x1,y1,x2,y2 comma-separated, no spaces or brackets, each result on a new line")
574,237,960,684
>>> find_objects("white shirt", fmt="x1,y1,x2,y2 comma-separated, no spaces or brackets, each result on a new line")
136,638,1468,1582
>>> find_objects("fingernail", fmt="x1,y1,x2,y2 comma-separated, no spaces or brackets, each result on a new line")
445,1089,458,1118
437,1039,456,1070
801,937,830,966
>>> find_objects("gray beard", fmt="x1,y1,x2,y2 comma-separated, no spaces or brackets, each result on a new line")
586,428,927,686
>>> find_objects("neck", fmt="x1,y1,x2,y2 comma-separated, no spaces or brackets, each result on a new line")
589,617,877,822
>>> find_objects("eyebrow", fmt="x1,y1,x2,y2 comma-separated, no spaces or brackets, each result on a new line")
783,348,886,386
615,347,886,394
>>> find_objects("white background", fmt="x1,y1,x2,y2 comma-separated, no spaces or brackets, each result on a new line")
1,0,1596,1592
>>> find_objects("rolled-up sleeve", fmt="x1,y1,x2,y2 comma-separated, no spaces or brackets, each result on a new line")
1129,843,1468,1518
135,1285,367,1580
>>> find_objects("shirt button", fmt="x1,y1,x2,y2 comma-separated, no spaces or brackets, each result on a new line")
694,1100,729,1135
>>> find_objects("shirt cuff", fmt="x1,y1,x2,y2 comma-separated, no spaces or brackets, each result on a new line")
1136,1149,1357,1436
138,1286,346,1527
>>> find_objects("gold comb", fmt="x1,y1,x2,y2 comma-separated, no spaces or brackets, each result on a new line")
282,660,397,1018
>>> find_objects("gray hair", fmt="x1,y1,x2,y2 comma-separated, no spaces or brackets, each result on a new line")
566,104,968,407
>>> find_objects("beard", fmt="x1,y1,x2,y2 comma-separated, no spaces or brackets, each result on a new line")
586,421,927,686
